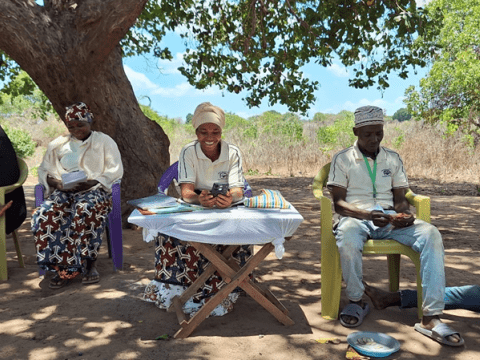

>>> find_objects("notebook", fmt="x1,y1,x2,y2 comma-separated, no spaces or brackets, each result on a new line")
127,193,179,210
61,170,88,190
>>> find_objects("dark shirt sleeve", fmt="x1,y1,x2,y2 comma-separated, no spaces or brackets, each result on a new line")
0,125,20,186
0,125,27,233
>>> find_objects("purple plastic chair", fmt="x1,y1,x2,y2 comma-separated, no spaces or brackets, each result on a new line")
34,180,123,275
157,161,253,197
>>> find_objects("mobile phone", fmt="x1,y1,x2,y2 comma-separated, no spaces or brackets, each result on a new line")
211,183,229,197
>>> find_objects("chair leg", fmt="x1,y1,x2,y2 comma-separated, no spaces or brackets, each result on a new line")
0,235,7,282
412,257,423,319
387,254,401,292
107,212,123,272
12,230,24,268
105,221,112,259
321,250,343,320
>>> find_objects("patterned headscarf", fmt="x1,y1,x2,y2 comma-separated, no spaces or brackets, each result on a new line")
65,102,94,123
354,106,384,128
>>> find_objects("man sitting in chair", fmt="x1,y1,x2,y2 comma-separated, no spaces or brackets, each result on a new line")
327,105,463,347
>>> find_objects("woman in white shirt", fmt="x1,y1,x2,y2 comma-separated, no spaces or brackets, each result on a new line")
143,102,252,317
31,102,123,289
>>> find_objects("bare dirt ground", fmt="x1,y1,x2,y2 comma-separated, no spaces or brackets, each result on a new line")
1,175,479,360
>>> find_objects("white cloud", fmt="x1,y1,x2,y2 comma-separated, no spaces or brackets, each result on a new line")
124,65,159,91
152,82,221,97
125,63,222,98
157,52,185,75
328,63,349,77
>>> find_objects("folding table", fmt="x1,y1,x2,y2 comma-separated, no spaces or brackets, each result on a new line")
128,205,304,338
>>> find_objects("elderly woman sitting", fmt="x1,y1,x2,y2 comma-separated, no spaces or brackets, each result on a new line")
31,102,123,289
143,102,252,316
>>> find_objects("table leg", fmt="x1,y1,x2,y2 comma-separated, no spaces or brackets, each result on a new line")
167,245,238,313
172,242,294,339
198,243,293,325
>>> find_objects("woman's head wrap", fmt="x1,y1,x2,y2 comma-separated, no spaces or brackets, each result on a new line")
354,106,384,128
191,102,225,130
65,102,94,123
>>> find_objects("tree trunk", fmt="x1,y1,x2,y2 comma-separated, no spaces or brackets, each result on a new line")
0,0,170,225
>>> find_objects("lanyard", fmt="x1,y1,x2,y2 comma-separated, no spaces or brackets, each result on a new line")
362,154,377,199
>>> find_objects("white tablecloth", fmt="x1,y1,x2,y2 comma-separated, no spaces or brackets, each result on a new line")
127,206,304,259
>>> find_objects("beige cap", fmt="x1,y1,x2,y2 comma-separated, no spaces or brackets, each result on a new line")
354,106,384,128
191,102,225,130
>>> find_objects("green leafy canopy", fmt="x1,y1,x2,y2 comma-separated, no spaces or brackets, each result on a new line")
127,0,436,114
404,0,480,139
2,1,438,116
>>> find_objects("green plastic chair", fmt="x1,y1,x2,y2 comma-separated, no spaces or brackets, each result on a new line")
0,157,27,281
313,162,430,320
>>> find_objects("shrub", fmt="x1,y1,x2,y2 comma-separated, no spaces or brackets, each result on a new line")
42,124,64,139
140,104,180,137
248,111,304,144
316,111,355,151
3,125,36,158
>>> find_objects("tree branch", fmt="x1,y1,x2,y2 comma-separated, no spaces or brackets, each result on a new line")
0,0,148,71
0,2,48,66
76,0,148,64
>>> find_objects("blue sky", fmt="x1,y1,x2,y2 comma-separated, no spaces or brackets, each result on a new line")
123,31,430,122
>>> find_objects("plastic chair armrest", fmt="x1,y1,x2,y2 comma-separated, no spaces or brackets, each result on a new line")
312,174,325,200
406,190,431,223
319,195,334,238
0,181,23,196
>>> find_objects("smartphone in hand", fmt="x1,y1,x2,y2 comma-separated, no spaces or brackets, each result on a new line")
211,183,229,197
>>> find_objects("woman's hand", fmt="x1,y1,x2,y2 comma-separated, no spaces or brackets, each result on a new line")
47,176,64,191
137,208,156,216
215,190,233,209
68,180,99,193
0,200,13,217
198,190,216,208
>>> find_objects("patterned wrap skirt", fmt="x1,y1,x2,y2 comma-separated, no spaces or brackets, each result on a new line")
143,233,253,317
31,188,112,279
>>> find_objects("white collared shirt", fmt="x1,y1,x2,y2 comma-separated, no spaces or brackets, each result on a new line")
327,141,409,209
58,137,85,172
38,131,123,196
178,140,245,191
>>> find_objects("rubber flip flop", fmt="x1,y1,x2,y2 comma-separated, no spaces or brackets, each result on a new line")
49,274,70,289
414,323,464,347
82,269,100,285
339,303,370,328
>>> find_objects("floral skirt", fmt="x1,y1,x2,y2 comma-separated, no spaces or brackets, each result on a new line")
31,188,112,279
143,233,253,317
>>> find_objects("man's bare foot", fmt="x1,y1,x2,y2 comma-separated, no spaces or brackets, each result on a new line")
421,316,461,344
363,281,401,310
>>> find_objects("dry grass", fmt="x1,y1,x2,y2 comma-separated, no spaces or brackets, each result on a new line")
392,123,480,184
10,115,480,186
174,120,480,184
